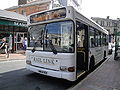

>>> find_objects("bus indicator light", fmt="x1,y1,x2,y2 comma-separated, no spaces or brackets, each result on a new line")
26,60,31,65
68,67,75,72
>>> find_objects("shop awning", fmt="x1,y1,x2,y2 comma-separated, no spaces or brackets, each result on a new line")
0,19,27,27
115,31,120,36
0,31,12,34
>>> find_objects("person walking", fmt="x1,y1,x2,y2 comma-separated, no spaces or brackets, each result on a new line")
0,38,6,51
23,37,27,50
0,38,7,54
0,38,9,58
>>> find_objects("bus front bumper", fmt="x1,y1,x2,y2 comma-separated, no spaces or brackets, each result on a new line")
26,64,76,81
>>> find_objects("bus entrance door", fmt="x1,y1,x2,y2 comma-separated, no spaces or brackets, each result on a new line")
76,21,88,77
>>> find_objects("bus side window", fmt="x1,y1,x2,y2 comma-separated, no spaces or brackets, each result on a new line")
102,34,107,46
95,30,99,47
91,38,95,47
89,27,95,48
95,30,101,47
98,31,101,47
76,22,85,48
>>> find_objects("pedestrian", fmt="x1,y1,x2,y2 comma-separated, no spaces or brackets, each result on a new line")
0,38,7,54
23,37,27,50
8,35,12,51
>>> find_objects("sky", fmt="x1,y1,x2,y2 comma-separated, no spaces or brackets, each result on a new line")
0,0,18,10
0,0,119,19
81,0,120,19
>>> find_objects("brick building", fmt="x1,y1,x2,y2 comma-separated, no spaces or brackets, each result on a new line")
27,0,40,4
18,0,44,5
6,0,82,16
6,0,52,16
18,0,27,5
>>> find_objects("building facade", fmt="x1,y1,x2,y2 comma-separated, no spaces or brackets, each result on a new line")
6,0,82,16
18,0,48,5
0,10,27,53
27,0,41,4
18,0,27,5
91,16,119,43
6,0,51,16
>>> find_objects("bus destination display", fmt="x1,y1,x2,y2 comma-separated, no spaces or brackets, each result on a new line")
30,8,66,23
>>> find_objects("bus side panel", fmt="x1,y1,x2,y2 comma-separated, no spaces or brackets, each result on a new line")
89,47,103,65
89,45,108,66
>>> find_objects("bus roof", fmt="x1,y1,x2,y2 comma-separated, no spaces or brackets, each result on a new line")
28,6,108,35
74,8,108,34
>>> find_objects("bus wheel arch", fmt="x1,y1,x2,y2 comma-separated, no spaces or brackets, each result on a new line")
89,55,95,70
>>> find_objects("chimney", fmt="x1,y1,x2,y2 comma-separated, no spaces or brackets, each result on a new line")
18,0,27,5
107,16,110,19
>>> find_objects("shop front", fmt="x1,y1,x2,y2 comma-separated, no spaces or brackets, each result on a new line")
0,19,27,53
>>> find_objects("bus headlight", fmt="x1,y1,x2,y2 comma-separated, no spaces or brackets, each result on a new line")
26,60,31,65
60,66,67,71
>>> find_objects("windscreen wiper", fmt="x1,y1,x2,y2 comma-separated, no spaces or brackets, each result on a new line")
31,41,37,53
32,30,43,53
49,40,57,55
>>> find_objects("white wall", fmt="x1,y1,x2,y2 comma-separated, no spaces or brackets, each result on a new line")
51,0,82,12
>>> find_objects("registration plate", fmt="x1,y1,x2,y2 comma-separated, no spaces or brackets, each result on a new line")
30,56,55,65
38,70,47,74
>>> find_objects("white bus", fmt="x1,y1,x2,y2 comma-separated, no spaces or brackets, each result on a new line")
26,6,108,81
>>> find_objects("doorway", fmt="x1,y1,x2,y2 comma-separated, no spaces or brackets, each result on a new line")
76,21,88,76
14,32,27,52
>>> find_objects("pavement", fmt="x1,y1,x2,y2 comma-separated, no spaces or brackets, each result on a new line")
1,53,120,90
0,53,26,61
71,54,120,90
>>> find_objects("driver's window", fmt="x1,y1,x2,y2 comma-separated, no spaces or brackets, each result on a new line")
76,21,85,47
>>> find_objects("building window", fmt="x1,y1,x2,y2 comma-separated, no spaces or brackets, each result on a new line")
107,22,108,26
107,22,111,26
21,10,26,16
100,21,104,26
109,22,111,26
96,20,98,23
114,23,117,27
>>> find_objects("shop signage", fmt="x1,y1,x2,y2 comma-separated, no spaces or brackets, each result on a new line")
13,22,27,27
0,19,27,27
